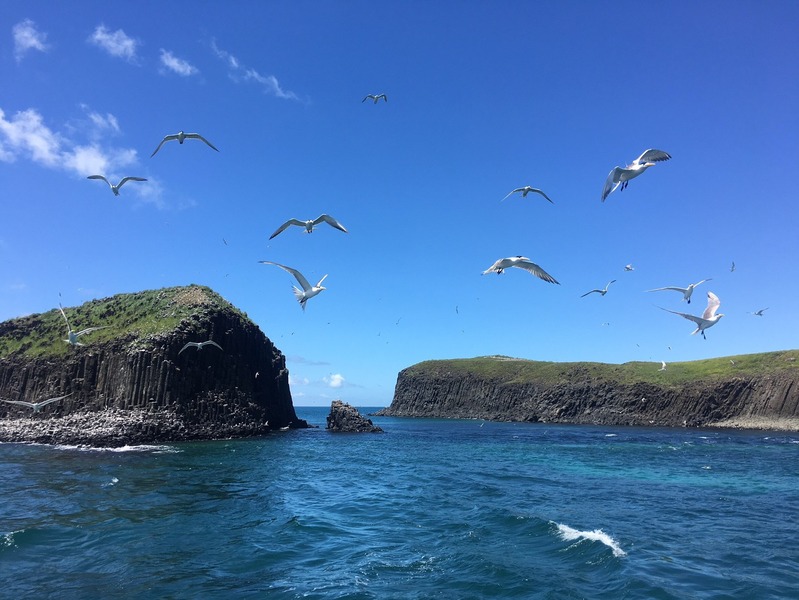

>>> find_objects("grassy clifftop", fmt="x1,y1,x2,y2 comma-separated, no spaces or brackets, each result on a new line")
404,350,799,388
0,285,247,358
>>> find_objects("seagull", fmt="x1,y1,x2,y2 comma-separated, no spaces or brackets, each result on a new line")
1,393,72,413
269,214,348,240
624,264,635,272
362,94,387,103
501,186,553,204
601,149,671,201
659,361,667,371
646,279,712,304
660,291,724,340
581,280,616,298
151,131,219,157
481,256,559,284
259,261,328,310
178,340,223,354
751,308,769,316
730,261,736,272
87,175,147,196
59,304,108,346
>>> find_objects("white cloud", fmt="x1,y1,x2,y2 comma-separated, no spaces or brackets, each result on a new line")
0,108,61,166
13,19,49,62
289,374,310,386
211,39,301,101
159,49,198,77
88,25,138,62
324,374,345,389
87,111,120,133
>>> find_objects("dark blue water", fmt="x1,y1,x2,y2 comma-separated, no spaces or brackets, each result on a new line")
2,407,798,599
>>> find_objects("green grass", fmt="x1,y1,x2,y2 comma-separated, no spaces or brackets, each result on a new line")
405,350,799,388
0,285,244,358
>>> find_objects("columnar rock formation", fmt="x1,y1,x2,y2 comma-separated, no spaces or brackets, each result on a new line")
0,285,307,445
327,400,383,432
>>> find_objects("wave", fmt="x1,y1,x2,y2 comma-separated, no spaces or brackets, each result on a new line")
555,522,626,557
52,443,181,453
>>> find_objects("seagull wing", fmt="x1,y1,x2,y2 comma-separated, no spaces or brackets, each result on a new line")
315,214,348,233
660,306,704,327
601,167,623,201
513,259,559,284
87,175,111,187
702,292,721,320
269,219,306,239
482,259,505,274
528,187,554,203
634,149,672,165
606,280,617,290
647,286,687,293
185,133,219,152
260,261,312,292
362,95,374,102
500,188,523,202
151,134,179,157
379,94,388,101
58,304,72,331
179,342,197,354
1,399,36,408
117,177,148,189
75,326,109,337
692,278,712,287
37,393,72,408
202,341,223,351
581,289,601,297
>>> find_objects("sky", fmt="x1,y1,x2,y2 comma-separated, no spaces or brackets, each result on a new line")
1,1,798,407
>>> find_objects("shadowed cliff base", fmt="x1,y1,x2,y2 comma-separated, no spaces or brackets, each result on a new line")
377,352,799,431
0,285,308,446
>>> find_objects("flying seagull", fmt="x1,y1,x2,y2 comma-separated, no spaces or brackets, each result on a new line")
151,131,219,157
501,186,553,204
660,291,724,340
659,361,667,371
481,256,559,284
178,340,223,354
87,175,147,196
1,393,72,413
259,261,328,310
624,264,635,272
269,214,348,240
647,278,712,304
59,304,108,346
730,261,736,272
601,149,671,202
581,280,616,298
362,94,387,103
750,308,769,316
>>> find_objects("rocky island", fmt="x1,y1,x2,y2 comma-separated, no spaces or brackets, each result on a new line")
377,352,799,430
0,285,308,446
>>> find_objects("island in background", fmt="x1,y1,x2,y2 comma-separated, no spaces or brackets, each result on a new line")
377,352,799,431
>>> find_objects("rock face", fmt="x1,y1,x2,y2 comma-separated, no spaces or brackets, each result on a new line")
327,400,383,432
0,285,308,446
377,353,799,430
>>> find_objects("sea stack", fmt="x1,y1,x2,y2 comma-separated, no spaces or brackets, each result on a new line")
326,400,384,432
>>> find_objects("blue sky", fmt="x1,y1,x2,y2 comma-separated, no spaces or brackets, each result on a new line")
2,2,798,407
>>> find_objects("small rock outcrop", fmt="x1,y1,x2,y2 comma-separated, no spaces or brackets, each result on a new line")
0,285,308,446
326,400,383,432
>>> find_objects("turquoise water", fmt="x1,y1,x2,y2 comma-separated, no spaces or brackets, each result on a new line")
2,407,798,599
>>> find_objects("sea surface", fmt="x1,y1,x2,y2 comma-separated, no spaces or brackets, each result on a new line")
1,407,798,599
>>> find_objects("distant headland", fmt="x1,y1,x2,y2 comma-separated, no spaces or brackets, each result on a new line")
377,352,799,431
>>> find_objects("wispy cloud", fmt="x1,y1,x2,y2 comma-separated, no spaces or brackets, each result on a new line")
88,24,139,62
159,49,198,77
324,374,346,389
13,19,49,62
287,355,330,367
211,39,302,101
289,374,310,386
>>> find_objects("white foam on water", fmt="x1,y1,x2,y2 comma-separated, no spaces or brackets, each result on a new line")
53,443,180,453
604,434,617,437
556,523,626,557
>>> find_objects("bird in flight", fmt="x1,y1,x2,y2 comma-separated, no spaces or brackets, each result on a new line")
87,175,147,196
59,304,108,346
1,393,72,413
362,94,387,103
259,261,328,310
750,308,769,316
660,291,725,340
269,214,348,240
501,186,553,204
647,278,712,304
659,361,667,371
581,280,616,298
624,264,634,272
151,131,219,157
178,340,223,354
481,256,559,284
601,149,671,202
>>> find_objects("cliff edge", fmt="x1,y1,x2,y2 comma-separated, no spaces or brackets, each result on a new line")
377,352,799,430
0,285,307,446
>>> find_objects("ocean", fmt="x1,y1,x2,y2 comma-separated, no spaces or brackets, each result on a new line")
1,407,798,599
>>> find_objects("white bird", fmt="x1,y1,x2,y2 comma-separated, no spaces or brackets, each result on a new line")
59,304,108,346
501,186,553,204
1,393,72,413
269,214,348,240
647,278,712,304
660,291,725,340
178,340,223,354
659,361,667,371
481,256,559,284
151,131,219,157
87,175,147,196
601,149,671,202
259,261,328,310
624,264,634,272
362,94,387,103
751,308,769,316
581,280,616,298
